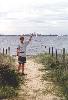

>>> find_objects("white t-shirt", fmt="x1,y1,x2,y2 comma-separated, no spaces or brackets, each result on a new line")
17,41,29,57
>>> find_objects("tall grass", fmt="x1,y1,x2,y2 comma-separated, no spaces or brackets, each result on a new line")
0,53,21,99
36,53,68,100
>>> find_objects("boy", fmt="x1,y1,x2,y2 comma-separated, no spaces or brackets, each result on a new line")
17,34,32,75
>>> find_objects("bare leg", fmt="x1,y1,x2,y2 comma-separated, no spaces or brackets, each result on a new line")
21,63,25,74
18,63,21,73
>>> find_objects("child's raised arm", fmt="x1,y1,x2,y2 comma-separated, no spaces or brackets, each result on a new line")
29,34,33,42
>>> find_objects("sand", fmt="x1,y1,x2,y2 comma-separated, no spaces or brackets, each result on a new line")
11,56,64,100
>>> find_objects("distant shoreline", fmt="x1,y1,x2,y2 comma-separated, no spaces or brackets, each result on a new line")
0,34,67,36
0,34,68,37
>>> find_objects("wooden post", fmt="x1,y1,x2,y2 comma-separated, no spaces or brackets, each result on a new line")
8,47,10,55
52,47,53,56
56,49,57,60
63,48,65,62
6,49,7,54
62,48,66,71
3,48,4,55
49,47,50,54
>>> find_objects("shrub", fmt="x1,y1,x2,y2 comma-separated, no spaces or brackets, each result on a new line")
0,86,17,99
0,54,21,98
0,64,20,88
38,53,68,99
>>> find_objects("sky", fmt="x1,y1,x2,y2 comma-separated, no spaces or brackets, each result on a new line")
0,0,68,35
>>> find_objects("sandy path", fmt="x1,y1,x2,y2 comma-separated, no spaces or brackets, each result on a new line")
14,57,63,100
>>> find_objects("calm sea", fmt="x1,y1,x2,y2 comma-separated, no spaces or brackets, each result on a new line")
0,35,68,55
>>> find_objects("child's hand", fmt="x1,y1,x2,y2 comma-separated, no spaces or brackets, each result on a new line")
30,33,33,38
17,49,19,56
29,33,33,41
17,53,18,56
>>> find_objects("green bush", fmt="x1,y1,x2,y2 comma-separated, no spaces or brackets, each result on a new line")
0,54,21,99
0,64,20,88
0,86,17,99
38,53,68,99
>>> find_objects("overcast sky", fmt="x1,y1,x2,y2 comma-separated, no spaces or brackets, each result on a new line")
0,0,68,35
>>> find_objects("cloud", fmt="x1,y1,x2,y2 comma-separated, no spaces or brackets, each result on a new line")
0,0,68,35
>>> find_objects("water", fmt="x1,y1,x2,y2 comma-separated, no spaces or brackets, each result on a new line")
0,35,68,55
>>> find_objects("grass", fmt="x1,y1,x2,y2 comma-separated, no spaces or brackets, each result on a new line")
35,53,68,100
0,53,23,99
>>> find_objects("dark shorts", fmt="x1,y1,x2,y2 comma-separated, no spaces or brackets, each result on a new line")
18,56,26,64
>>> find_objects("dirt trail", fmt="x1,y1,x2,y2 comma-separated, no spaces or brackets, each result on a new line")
14,57,62,100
